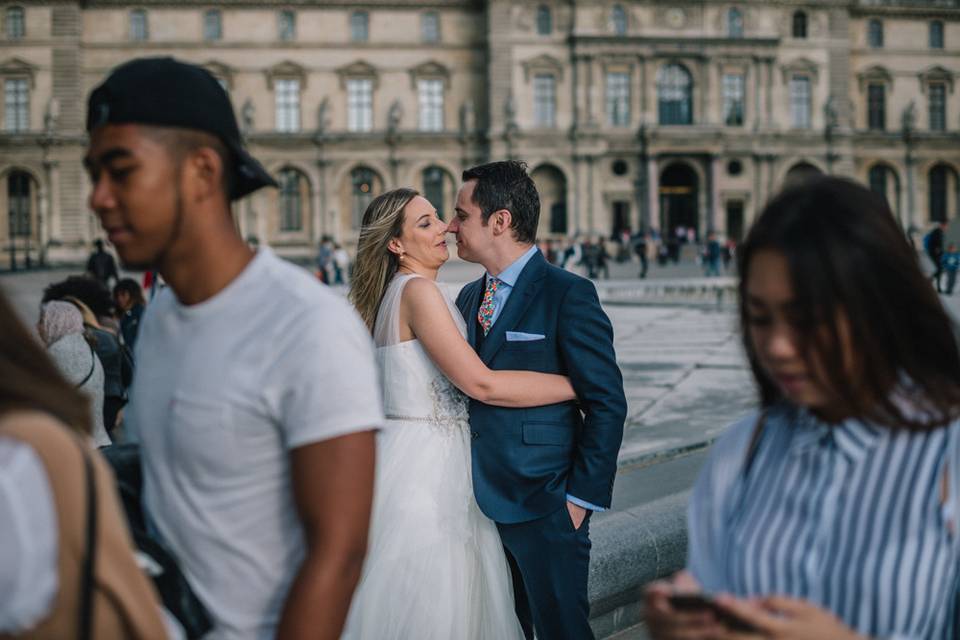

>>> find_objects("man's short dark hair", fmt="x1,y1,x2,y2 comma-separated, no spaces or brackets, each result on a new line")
43,275,114,318
142,126,237,200
462,161,540,244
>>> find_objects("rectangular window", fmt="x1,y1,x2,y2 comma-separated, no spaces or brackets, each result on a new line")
418,79,444,132
347,78,373,132
278,10,295,41
867,83,885,131
533,74,556,128
722,73,745,126
606,72,630,127
203,10,222,41
274,79,300,132
789,75,811,129
421,11,440,43
6,7,25,39
351,11,368,43
930,21,944,49
130,9,148,41
4,78,28,132
930,83,946,131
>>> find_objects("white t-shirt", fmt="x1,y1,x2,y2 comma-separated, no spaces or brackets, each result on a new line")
127,248,383,640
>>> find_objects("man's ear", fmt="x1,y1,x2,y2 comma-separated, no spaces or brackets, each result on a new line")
185,147,224,202
490,209,513,236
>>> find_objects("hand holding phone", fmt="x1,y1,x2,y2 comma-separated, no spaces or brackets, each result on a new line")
668,593,760,633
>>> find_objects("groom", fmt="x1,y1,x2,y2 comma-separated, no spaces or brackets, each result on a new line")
450,161,626,639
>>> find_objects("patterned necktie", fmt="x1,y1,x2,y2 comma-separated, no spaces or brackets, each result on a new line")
478,277,502,336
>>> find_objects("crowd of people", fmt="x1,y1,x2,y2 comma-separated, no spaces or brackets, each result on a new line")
3,56,960,640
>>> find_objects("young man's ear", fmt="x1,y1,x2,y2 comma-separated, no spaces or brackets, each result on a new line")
186,147,225,202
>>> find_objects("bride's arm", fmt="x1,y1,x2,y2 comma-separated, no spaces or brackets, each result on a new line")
402,278,576,407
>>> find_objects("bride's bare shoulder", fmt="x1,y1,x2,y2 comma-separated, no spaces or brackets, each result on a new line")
401,276,448,312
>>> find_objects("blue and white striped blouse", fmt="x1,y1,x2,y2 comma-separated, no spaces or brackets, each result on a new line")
688,404,960,639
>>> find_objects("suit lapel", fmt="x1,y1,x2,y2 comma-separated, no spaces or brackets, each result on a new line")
480,252,546,365
459,277,483,350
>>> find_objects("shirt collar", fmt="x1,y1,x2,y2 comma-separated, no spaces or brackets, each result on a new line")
488,245,539,288
790,408,884,462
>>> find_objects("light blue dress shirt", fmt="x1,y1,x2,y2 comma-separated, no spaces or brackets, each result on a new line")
486,245,605,513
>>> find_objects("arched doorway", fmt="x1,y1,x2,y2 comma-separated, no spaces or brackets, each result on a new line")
867,163,901,222
530,164,568,236
338,166,384,236
929,163,960,224
783,161,822,188
659,163,699,241
421,166,455,220
1,169,40,270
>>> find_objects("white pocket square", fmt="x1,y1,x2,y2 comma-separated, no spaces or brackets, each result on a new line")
505,331,546,342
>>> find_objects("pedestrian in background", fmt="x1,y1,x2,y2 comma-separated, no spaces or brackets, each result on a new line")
702,232,721,277
925,221,947,293
333,243,350,284
645,176,960,639
114,278,146,348
86,238,119,288
317,237,333,283
37,300,111,448
0,290,169,639
85,57,381,639
631,229,648,279
943,242,960,295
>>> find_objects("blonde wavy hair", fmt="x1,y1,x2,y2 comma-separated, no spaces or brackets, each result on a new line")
349,187,420,331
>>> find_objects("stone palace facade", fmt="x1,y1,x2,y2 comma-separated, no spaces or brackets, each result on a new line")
1,0,959,265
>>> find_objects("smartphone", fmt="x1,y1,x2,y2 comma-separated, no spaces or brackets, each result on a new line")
668,593,759,633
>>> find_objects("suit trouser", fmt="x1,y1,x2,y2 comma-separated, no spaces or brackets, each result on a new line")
498,505,594,640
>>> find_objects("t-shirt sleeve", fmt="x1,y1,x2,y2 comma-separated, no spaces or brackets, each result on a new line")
270,298,384,450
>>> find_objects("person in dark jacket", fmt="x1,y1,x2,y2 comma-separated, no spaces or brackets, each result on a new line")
925,222,947,293
114,278,146,348
86,239,119,287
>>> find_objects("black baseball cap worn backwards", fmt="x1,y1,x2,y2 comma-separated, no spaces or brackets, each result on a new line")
86,57,278,200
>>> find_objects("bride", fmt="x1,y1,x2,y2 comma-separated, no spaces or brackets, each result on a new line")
342,188,577,639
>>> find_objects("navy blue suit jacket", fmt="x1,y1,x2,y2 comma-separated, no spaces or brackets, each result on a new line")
456,251,626,524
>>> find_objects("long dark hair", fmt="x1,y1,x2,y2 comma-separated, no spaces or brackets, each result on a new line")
0,287,92,435
738,176,960,430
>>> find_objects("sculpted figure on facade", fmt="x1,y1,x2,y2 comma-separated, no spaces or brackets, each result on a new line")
241,99,255,136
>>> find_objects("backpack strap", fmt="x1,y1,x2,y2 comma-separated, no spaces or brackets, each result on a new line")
75,343,96,389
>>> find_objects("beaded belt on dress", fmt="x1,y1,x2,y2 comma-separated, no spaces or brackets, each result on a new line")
385,414,443,423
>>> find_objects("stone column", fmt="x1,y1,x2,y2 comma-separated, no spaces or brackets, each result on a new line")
648,155,660,232
44,159,61,242
709,154,721,233
765,60,774,127
906,149,917,229
753,59,763,131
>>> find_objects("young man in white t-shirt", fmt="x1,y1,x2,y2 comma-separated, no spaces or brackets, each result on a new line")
84,58,383,639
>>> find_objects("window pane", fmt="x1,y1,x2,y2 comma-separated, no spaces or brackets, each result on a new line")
930,166,947,223
418,79,444,132
279,11,295,41
869,165,888,201
930,83,946,131
347,79,373,132
423,167,445,219
130,9,148,41
789,75,811,129
868,83,885,131
8,172,31,236
4,78,29,132
868,19,883,48
534,74,556,127
537,6,552,35
279,169,303,231
204,10,222,40
352,168,375,228
351,12,368,42
606,72,630,126
728,8,744,38
611,5,626,35
6,7,24,39
275,79,300,132
792,11,807,39
930,21,944,49
421,12,439,43
722,74,745,126
657,64,693,125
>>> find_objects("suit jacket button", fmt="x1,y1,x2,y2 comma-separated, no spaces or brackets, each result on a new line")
471,431,479,439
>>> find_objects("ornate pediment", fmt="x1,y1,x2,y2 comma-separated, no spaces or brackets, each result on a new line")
264,60,307,89
856,65,893,91
780,57,819,84
0,57,37,86
522,54,564,82
202,60,233,89
336,60,379,89
408,60,451,89
919,65,955,93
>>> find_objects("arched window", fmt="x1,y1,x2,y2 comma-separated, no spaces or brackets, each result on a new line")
869,165,888,199
278,168,306,232
352,168,376,229
657,64,693,125
792,11,807,39
728,8,744,38
5,6,24,39
536,5,552,36
351,11,369,42
204,9,222,41
868,19,883,48
930,20,945,49
129,9,148,41
422,166,446,219
930,165,949,223
610,4,627,36
7,170,32,237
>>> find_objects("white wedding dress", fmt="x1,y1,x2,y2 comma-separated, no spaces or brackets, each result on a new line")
342,274,524,640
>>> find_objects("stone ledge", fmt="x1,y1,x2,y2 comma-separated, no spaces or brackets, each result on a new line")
589,491,690,639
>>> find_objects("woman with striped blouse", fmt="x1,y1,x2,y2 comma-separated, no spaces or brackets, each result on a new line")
646,176,960,640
